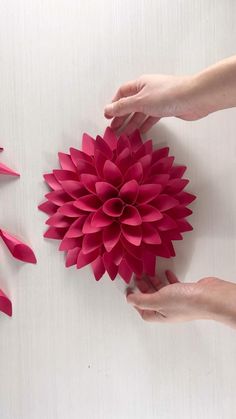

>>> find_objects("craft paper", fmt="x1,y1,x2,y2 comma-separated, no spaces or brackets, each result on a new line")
39,128,196,283
0,149,19,176
0,229,37,264
0,289,12,317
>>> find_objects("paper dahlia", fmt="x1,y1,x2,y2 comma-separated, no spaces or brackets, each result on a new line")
39,128,196,283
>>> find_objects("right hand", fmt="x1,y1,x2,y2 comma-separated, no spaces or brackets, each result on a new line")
104,74,211,133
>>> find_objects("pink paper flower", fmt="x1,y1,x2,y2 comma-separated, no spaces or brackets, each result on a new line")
39,128,196,283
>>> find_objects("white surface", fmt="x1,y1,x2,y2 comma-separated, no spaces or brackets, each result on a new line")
0,1,236,418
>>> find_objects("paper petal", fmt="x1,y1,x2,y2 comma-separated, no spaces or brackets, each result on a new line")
118,258,133,283
103,160,122,186
142,223,162,244
151,147,169,163
82,213,101,234
82,231,102,254
0,162,19,177
58,202,83,217
60,181,86,199
38,201,58,216
44,226,67,239
91,208,113,228
77,248,99,268
124,162,143,183
70,148,93,165
142,249,156,276
91,256,105,281
103,127,117,151
80,174,99,194
45,190,71,206
0,230,37,264
121,224,142,246
119,180,139,204
59,237,82,251
136,184,162,204
125,252,143,277
64,216,86,238
65,247,80,267
53,169,78,182
82,133,96,156
170,165,187,179
137,204,163,222
103,253,118,280
43,173,61,190
95,182,118,201
151,156,174,174
74,194,101,211
0,289,12,317
175,192,196,205
103,222,121,252
165,178,189,194
120,205,142,225
46,213,71,228
58,152,76,172
128,130,143,151
95,135,113,159
153,194,179,211
103,198,124,217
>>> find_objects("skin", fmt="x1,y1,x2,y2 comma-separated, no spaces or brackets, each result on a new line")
104,56,236,328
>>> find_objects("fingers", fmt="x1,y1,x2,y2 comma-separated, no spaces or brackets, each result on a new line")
134,307,166,323
126,290,158,310
139,116,161,133
104,95,141,118
104,80,140,119
111,80,139,102
111,115,131,131
165,270,180,284
123,112,147,134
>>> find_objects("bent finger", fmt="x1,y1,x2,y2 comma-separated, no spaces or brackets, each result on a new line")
139,116,161,133
165,270,180,284
123,112,147,134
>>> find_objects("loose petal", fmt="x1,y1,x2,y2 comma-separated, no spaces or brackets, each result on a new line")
0,290,12,317
0,230,37,264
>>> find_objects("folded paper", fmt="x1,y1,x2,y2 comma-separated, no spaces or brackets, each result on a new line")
0,230,37,264
39,128,196,283
0,289,12,317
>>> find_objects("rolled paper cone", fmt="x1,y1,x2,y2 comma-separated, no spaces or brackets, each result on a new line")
0,162,20,176
0,229,37,264
0,289,12,317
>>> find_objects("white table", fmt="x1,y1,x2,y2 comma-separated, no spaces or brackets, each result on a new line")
0,1,236,418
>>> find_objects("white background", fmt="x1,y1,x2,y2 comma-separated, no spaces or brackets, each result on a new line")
0,1,236,418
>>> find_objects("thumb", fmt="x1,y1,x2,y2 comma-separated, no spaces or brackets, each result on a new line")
126,291,158,310
104,96,140,118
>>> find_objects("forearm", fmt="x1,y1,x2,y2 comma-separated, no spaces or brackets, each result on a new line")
192,56,236,115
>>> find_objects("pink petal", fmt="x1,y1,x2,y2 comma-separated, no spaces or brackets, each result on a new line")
136,184,161,204
0,289,12,317
53,169,78,182
124,252,143,277
94,149,107,178
115,147,132,173
45,190,71,206
95,182,118,201
74,195,101,211
120,205,142,225
103,160,123,186
103,222,121,252
95,135,113,159
58,152,76,172
170,165,187,179
58,202,83,217
151,156,174,174
38,201,58,216
59,237,82,251
44,226,67,239
103,198,124,217
108,241,123,265
65,247,80,267
142,248,156,276
151,147,169,163
0,162,19,176
82,213,101,233
70,148,93,165
147,174,170,188
91,208,113,228
118,258,133,283
64,216,86,238
82,232,102,254
137,204,163,222
177,219,193,232
46,213,71,228
153,194,179,211
156,214,178,231
76,159,96,176
124,162,143,183
128,130,143,151
43,173,61,190
0,230,37,264
121,236,142,259
80,174,99,193
82,133,96,156
142,223,162,244
117,134,131,154
175,192,196,205
165,178,189,194
103,127,118,151
167,206,192,219
103,253,118,280
119,180,139,204
60,180,86,199
91,256,105,281
77,248,99,268
139,154,152,177
134,139,153,159
121,224,142,246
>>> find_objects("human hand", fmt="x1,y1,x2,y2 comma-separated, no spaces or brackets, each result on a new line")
104,74,211,134
127,271,236,328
